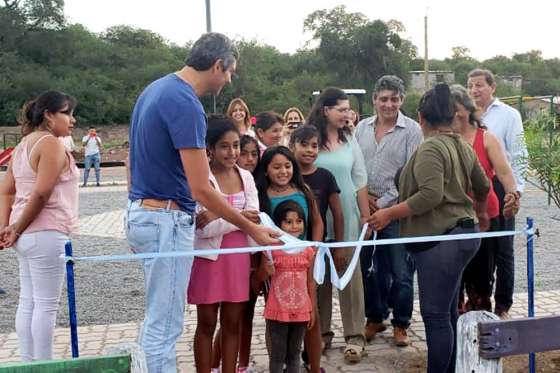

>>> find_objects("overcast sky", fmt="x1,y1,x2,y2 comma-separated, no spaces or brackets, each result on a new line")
64,0,560,60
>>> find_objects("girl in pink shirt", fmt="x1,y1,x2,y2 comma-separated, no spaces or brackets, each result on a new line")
188,115,260,373
261,200,317,373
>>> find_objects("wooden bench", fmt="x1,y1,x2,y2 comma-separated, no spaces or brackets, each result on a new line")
456,311,560,373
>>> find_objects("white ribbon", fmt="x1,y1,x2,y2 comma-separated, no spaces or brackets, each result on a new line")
313,224,368,290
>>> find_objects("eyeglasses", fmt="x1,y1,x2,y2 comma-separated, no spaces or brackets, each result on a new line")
328,106,351,114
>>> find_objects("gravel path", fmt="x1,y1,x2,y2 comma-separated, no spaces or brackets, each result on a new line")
0,182,558,333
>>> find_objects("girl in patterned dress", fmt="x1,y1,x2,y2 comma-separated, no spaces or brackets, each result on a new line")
262,200,317,373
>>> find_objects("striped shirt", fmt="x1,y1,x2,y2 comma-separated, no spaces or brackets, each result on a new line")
355,112,423,208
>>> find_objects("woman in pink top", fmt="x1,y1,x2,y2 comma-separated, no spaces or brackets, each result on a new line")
0,91,79,361
260,200,316,373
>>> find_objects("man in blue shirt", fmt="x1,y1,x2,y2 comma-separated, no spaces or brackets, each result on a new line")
467,68,526,319
126,33,279,373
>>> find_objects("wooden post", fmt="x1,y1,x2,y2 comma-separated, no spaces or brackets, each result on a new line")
456,311,502,373
424,14,429,91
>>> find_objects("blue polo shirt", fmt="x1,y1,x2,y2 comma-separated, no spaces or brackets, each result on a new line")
128,73,207,213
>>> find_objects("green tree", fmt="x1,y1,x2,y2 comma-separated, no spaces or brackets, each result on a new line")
451,46,471,60
303,5,414,90
524,113,560,208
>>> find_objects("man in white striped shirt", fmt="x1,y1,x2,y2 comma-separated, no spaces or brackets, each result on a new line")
355,75,422,347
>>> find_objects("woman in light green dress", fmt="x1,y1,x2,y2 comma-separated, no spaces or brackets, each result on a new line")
307,87,370,363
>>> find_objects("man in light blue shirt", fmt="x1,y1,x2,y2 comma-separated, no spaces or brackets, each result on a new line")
467,68,527,319
355,75,422,346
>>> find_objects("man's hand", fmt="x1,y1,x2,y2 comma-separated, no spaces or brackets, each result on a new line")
241,210,261,224
367,208,392,232
247,224,281,246
368,194,379,214
195,210,218,230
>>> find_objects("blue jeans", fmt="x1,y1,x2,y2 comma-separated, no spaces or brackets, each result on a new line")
125,200,194,373
360,221,415,328
83,153,101,185
412,226,480,373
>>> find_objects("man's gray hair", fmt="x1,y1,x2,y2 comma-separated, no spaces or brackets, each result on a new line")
374,75,405,97
185,32,239,71
467,68,496,86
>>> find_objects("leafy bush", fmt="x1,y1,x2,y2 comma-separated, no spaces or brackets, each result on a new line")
524,113,560,208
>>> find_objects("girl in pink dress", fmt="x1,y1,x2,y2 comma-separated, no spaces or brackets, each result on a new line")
187,115,260,373
260,200,317,373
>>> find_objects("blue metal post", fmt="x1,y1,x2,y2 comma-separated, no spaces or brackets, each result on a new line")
65,241,79,358
527,217,535,373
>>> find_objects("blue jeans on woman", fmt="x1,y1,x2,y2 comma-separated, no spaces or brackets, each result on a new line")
411,226,480,373
360,221,415,328
125,200,194,373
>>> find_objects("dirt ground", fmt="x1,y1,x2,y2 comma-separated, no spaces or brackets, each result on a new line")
503,352,560,373
0,124,130,162
393,351,560,372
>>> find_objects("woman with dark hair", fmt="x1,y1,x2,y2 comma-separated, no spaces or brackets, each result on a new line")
450,84,519,313
368,83,490,373
0,91,79,361
307,87,369,363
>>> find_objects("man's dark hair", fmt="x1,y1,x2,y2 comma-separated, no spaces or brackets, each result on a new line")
185,32,239,71
374,75,405,98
